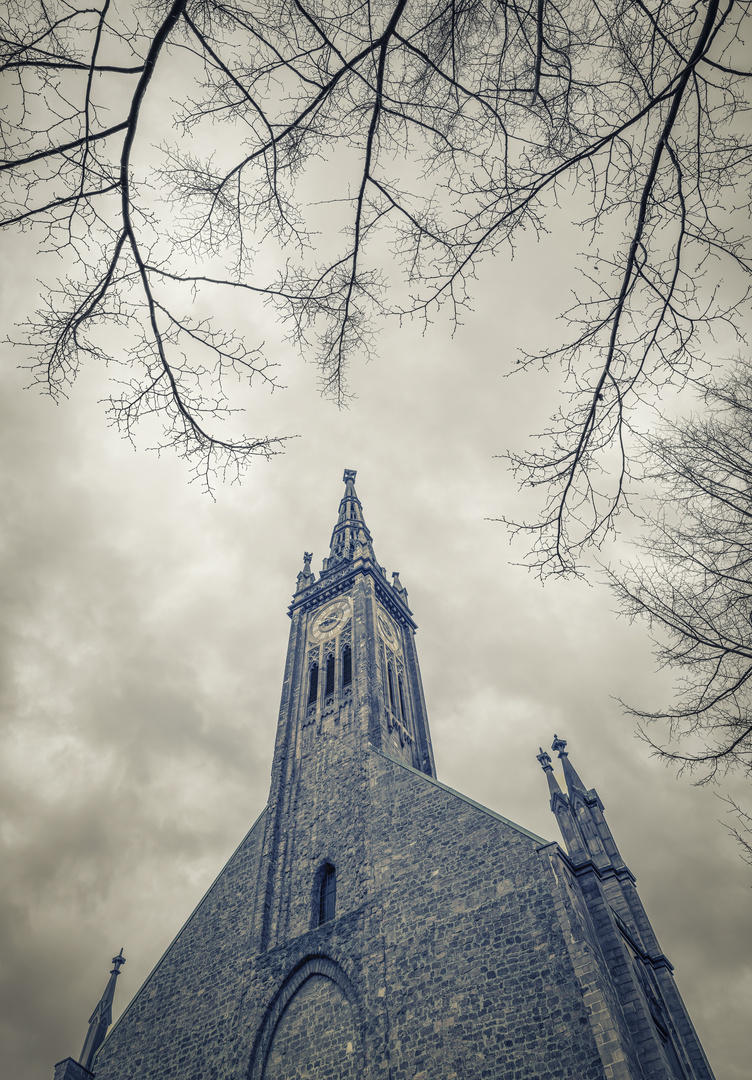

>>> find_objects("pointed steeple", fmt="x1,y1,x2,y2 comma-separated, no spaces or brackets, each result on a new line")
540,736,625,871
79,949,126,1070
537,745,589,861
322,469,378,573
260,468,435,951
551,734,588,796
536,747,565,805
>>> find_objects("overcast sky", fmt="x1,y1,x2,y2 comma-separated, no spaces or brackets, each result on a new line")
1,181,751,1080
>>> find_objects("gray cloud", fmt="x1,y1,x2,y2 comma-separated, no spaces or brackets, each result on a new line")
0,227,749,1080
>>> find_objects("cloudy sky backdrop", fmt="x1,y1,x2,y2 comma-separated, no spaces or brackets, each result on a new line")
1,190,750,1080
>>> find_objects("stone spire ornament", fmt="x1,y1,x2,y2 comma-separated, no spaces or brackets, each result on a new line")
53,950,126,1080
322,468,377,572
79,949,126,1070
391,571,408,602
536,746,565,804
295,551,315,592
552,733,589,796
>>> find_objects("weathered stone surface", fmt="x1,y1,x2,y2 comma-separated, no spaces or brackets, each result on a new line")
53,1059,94,1080
96,747,611,1080
263,974,358,1080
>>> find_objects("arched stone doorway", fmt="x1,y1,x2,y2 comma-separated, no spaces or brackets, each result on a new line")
248,956,365,1080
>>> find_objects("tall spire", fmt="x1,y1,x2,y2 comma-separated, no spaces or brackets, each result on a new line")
537,744,590,861
538,736,625,870
551,734,588,796
536,747,566,805
322,469,378,573
79,949,126,1070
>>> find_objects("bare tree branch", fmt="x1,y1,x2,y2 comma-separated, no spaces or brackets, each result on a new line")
1,0,750,507
608,360,752,786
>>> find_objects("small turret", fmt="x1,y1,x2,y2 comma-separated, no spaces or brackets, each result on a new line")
536,747,565,804
537,743,590,861
79,949,126,1069
538,737,625,869
53,950,125,1080
295,551,315,593
391,571,408,603
551,734,588,795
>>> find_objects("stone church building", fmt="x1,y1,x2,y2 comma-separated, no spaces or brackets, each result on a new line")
55,471,715,1080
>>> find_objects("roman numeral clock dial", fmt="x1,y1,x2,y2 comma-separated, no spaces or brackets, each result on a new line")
377,611,400,652
310,599,351,642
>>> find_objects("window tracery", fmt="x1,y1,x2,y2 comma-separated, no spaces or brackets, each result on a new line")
341,644,352,689
325,652,336,698
307,662,319,706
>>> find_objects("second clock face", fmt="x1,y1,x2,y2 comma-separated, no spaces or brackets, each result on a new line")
377,611,400,651
310,599,351,641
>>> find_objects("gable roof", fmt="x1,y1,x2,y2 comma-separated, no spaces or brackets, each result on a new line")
369,744,550,845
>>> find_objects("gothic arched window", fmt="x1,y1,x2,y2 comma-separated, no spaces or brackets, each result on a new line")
317,864,336,925
325,653,335,697
307,662,319,706
341,645,352,688
387,664,396,712
398,675,407,722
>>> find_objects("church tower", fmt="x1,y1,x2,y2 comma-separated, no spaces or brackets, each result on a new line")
256,469,434,954
63,471,716,1080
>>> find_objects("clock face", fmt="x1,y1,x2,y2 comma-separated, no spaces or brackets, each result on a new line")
310,599,351,641
377,611,400,651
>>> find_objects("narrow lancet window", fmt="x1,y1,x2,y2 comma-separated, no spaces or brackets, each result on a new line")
318,864,336,925
308,662,319,705
398,675,407,722
325,653,335,697
342,645,352,688
387,664,396,711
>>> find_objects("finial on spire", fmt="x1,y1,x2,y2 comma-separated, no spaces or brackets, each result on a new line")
537,745,565,803
538,737,622,869
343,468,357,484
295,551,315,592
551,734,587,795
78,949,126,1071
391,571,408,601
536,748,552,769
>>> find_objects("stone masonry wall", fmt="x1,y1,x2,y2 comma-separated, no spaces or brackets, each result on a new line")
92,746,641,1080
93,809,268,1080
365,749,609,1080
262,974,358,1080
228,747,615,1080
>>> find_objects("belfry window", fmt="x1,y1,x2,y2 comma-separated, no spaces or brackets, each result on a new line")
325,653,335,697
307,662,319,705
398,675,407,722
387,664,396,712
342,645,352,688
317,864,336,925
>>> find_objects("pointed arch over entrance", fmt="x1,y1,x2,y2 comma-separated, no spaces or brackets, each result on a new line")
247,956,365,1080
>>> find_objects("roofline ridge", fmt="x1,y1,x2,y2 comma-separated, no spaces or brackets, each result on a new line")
368,744,550,845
